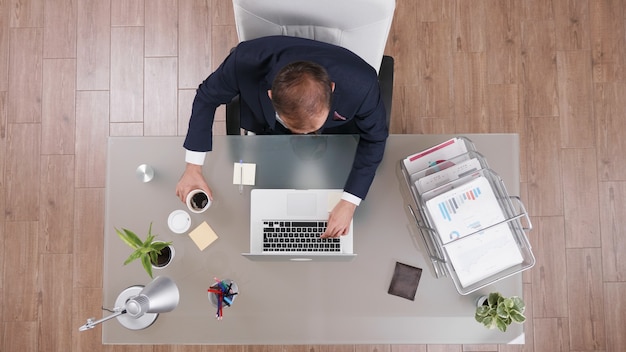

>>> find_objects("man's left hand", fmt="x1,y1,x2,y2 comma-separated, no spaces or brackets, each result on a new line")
321,199,357,238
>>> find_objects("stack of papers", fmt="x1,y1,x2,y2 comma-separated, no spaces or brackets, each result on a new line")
425,176,523,287
405,138,524,288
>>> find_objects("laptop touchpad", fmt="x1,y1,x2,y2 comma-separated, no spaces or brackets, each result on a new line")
287,193,317,216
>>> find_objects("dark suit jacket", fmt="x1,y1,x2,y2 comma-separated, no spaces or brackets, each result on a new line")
184,36,388,200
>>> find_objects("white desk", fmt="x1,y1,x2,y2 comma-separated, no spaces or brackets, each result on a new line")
102,134,525,344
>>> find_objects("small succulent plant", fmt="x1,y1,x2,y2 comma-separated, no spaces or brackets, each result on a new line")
475,292,526,332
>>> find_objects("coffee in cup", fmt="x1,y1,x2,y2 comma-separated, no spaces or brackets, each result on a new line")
186,189,211,213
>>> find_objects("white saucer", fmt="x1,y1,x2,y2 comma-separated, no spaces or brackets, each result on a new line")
168,210,191,234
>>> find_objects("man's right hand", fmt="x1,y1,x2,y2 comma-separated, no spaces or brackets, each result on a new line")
176,163,213,203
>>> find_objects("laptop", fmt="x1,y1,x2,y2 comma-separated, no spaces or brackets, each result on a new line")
242,189,356,261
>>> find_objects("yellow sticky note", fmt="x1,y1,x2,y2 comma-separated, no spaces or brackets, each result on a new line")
327,191,342,212
188,221,218,251
233,162,256,185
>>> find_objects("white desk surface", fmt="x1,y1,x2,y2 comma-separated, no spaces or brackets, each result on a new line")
102,134,525,345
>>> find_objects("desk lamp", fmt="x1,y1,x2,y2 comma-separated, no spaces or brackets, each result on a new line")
78,276,180,331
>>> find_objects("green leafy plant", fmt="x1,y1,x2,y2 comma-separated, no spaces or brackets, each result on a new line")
116,223,172,278
474,292,526,332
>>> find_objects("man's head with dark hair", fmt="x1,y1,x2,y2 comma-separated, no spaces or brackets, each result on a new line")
268,61,334,134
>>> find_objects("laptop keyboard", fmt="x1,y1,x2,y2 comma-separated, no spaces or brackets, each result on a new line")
262,220,341,252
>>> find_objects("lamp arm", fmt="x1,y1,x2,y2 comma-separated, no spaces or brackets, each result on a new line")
78,308,126,332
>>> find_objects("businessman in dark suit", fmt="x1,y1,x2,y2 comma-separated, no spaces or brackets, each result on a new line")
176,36,388,238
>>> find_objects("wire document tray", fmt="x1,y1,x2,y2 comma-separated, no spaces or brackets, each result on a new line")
400,137,535,295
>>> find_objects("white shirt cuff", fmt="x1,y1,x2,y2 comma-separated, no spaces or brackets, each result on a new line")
341,192,362,206
185,150,206,165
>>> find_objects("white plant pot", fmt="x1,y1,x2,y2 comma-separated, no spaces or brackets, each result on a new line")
152,243,175,270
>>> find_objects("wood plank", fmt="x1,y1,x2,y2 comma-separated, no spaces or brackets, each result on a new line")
0,224,3,290
9,0,43,27
565,248,606,350
4,123,41,221
453,52,488,132
210,21,238,72
520,0,554,20
454,0,486,53
532,318,569,352
407,0,453,23
162,345,205,352
76,0,110,90
38,254,73,352
383,0,420,87
393,86,426,133
0,0,8,91
42,58,76,154
560,148,601,248
388,17,454,128
75,91,108,188
200,345,244,352
553,0,591,51
604,282,626,352
43,0,77,58
520,20,559,118
485,0,522,84
71,287,102,351
599,181,626,281
111,26,144,123
594,82,626,181
179,0,213,89
414,21,454,120
242,345,283,352
0,91,6,189
144,57,178,136
526,117,563,217
39,155,75,254
73,188,104,288
178,89,196,136
211,0,236,25
8,28,43,123
590,0,625,82
2,221,39,321
145,0,178,57
111,0,144,26
529,216,569,318
556,50,595,148
2,321,38,351
391,345,426,352
485,84,527,184
110,122,144,136
355,345,390,352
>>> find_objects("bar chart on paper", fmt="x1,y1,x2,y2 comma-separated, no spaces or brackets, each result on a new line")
436,185,483,222
425,176,524,287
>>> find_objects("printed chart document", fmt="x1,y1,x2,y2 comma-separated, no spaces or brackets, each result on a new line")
415,157,483,194
403,137,470,180
425,176,523,287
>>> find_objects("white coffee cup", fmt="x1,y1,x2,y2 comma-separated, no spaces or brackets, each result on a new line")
186,189,211,213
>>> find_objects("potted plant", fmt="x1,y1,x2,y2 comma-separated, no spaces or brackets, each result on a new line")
475,292,526,332
116,223,173,278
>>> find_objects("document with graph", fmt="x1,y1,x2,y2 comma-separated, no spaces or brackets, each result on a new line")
403,137,470,179
425,175,524,287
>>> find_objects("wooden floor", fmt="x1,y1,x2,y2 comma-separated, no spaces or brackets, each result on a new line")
1,0,625,351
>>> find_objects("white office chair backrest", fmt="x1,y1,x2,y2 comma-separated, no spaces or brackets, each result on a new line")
232,0,396,73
